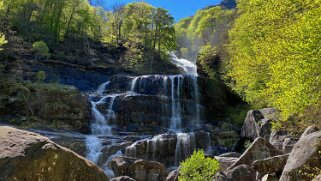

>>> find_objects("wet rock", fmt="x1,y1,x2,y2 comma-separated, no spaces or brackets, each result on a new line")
218,152,241,158
228,138,283,170
113,94,171,132
125,133,177,166
0,126,109,181
280,128,321,181
252,154,289,175
111,176,136,181
125,132,211,166
111,156,168,181
166,169,179,181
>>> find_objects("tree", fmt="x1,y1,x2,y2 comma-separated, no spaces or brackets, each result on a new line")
175,6,235,61
0,1,7,50
227,0,321,125
32,41,50,60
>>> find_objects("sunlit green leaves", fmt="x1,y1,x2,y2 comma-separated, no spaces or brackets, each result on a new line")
228,0,321,122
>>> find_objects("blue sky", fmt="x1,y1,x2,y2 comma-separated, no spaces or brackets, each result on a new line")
91,0,222,21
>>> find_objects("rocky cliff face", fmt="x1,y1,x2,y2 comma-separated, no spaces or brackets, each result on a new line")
0,83,90,133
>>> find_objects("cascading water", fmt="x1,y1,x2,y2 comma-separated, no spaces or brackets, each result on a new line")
85,82,119,177
169,75,183,131
85,53,209,177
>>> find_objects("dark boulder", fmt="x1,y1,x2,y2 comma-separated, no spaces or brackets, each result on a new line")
111,156,168,181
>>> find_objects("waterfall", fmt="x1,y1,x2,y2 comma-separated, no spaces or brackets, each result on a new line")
86,82,118,169
130,77,138,92
85,135,103,163
96,81,110,95
169,75,183,131
174,133,196,166
85,53,209,175
170,53,198,76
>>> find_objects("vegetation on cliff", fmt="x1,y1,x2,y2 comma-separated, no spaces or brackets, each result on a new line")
0,0,177,73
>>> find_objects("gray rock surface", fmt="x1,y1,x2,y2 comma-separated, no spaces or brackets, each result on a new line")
280,128,321,181
0,126,109,181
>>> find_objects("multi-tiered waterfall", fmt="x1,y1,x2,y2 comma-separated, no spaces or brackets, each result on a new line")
85,54,212,177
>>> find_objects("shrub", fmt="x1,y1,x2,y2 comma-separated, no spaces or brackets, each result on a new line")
0,33,7,51
32,41,50,60
179,150,220,181
36,71,46,83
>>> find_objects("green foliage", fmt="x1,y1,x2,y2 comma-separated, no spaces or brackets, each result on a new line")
0,1,7,51
175,6,235,61
36,71,46,83
299,151,321,179
179,150,220,181
32,41,50,59
227,0,321,126
0,0,107,42
106,2,176,57
198,44,219,79
0,33,7,50
244,140,252,149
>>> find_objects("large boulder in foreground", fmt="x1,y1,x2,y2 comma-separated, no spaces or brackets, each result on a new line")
280,127,321,181
111,156,168,181
0,126,108,181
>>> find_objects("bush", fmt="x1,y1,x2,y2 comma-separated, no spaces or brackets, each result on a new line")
179,150,220,181
0,33,7,51
36,71,46,83
32,41,50,59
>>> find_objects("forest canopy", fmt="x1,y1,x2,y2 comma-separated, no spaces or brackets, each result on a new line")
0,0,176,57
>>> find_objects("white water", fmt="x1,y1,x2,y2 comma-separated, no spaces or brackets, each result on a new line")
86,82,118,170
169,75,183,131
174,133,196,166
170,53,198,76
85,53,208,175
85,135,103,163
104,150,123,178
96,81,110,95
